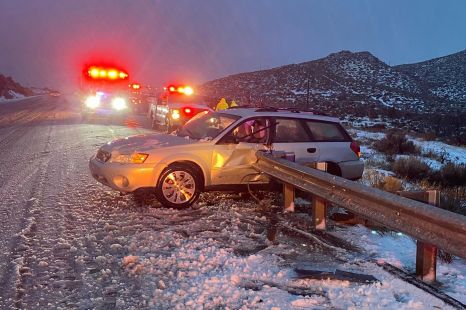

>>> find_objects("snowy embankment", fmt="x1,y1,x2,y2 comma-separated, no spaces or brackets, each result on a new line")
349,129,466,170
0,90,26,103
112,194,458,309
332,225,466,304
345,128,466,304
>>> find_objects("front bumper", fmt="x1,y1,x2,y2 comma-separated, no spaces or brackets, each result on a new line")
89,157,158,192
82,107,132,116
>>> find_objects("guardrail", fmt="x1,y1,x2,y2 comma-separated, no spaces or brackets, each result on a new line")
252,151,466,283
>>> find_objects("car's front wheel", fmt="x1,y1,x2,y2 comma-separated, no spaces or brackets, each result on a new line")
155,164,201,208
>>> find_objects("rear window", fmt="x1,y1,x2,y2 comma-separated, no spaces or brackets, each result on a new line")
274,118,310,143
305,121,349,142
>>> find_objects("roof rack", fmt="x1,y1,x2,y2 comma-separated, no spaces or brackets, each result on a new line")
254,107,279,112
254,107,328,116
228,105,255,109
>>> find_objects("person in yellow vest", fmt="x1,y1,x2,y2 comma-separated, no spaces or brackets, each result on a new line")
229,100,238,108
215,98,229,111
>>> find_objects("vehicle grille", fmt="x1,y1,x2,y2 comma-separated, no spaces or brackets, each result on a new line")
96,150,111,162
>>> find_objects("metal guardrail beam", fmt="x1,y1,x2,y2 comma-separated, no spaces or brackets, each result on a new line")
253,152,466,259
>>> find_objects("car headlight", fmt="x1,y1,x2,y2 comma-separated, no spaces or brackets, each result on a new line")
171,109,180,120
85,96,100,109
111,97,127,110
111,153,148,164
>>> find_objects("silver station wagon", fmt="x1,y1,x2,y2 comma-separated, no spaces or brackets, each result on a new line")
89,107,363,208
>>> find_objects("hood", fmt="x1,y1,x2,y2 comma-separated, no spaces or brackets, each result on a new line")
101,133,196,154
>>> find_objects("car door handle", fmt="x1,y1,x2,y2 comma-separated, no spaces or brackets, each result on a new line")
307,148,316,153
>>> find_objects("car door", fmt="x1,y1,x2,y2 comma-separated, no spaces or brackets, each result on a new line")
270,117,319,164
210,117,271,185
304,120,354,163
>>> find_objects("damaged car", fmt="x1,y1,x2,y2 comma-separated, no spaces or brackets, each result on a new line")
89,107,363,208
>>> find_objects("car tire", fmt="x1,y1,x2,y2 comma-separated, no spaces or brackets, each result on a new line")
155,164,201,208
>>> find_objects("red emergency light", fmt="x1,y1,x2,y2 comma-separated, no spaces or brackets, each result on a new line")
166,85,194,96
87,66,128,80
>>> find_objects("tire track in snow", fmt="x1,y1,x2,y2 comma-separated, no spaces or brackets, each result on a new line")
4,121,149,308
0,125,53,309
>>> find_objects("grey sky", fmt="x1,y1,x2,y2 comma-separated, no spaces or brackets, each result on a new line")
0,0,465,90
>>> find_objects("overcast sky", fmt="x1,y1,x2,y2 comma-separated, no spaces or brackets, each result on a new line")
1,0,465,90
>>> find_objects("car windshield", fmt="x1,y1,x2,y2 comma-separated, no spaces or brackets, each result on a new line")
177,111,240,140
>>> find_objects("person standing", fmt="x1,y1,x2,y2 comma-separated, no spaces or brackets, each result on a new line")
215,98,229,111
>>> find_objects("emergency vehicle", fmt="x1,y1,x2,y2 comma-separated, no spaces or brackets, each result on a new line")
128,83,156,114
80,65,132,119
148,85,212,132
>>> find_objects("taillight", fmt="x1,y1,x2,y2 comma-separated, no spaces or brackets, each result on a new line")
350,141,361,158
184,108,192,114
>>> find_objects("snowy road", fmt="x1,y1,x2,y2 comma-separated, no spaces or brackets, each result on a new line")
0,96,462,309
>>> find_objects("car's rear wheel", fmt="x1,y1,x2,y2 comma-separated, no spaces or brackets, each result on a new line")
155,164,201,208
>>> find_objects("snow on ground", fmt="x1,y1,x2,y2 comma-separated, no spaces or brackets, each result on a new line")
332,225,466,304
348,128,466,169
0,90,26,103
111,194,458,309
411,139,466,165
350,129,386,141
0,98,462,309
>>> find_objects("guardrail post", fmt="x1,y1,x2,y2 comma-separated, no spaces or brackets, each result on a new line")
312,162,328,230
283,183,295,212
398,190,440,283
267,212,278,242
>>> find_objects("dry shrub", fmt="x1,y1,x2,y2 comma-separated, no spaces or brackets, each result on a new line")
374,130,420,156
431,163,466,187
365,171,403,192
392,157,431,181
382,176,403,192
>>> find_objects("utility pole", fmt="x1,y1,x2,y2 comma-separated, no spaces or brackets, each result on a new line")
306,68,311,110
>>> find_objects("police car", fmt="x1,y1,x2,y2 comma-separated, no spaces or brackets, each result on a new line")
148,85,213,132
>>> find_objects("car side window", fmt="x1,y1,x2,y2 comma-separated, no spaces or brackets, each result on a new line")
220,117,270,144
273,118,310,143
305,121,348,142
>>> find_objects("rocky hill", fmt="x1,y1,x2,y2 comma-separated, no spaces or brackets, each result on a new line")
0,74,33,100
199,50,466,117
395,49,466,103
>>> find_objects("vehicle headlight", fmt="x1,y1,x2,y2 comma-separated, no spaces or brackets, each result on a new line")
111,153,148,164
171,109,180,120
85,96,100,109
111,97,127,110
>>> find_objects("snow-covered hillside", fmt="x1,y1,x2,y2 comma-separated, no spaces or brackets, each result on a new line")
199,50,466,123
396,50,466,103
0,73,33,102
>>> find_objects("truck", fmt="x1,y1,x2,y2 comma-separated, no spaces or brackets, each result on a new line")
80,65,133,120
148,85,213,132
128,83,157,114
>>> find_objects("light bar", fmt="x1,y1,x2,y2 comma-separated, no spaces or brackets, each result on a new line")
87,66,129,80
166,85,194,96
